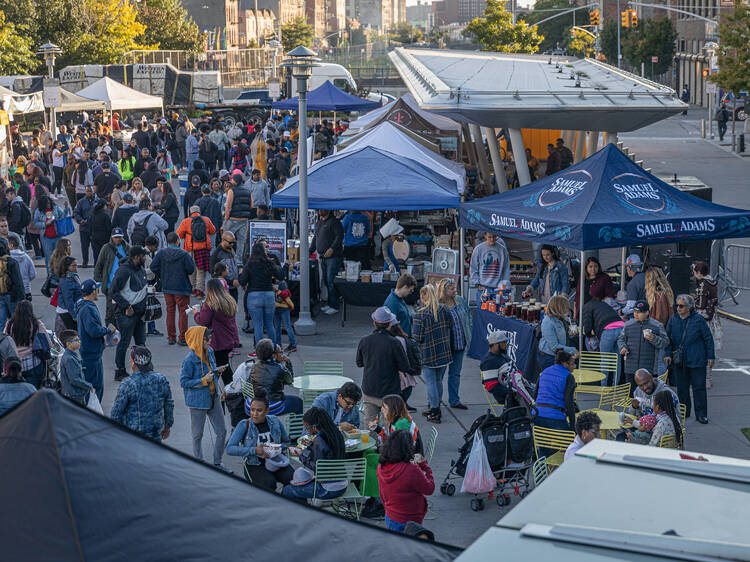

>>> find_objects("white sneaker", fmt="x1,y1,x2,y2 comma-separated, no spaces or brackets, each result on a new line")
324,307,340,315
320,305,332,313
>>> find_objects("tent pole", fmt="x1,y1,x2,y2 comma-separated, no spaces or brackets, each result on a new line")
573,131,585,163
469,123,491,192
485,127,507,193
508,128,531,187
459,197,466,298
579,252,585,352
620,246,627,290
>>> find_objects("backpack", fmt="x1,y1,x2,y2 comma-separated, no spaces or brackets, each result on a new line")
191,215,207,243
13,200,32,229
0,257,9,294
131,216,150,247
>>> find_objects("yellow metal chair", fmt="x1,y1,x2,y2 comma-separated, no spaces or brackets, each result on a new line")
658,434,677,449
303,361,344,376
483,386,503,416
597,383,631,411
573,351,620,397
532,426,575,470
658,371,669,384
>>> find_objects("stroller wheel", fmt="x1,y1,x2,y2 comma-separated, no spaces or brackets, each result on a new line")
446,483,456,496
440,483,448,495
496,494,511,507
470,498,485,511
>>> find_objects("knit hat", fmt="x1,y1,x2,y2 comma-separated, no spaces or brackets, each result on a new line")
487,330,510,345
371,306,392,324
637,414,657,432
130,346,152,369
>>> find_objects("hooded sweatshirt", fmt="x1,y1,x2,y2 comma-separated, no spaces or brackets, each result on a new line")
150,246,195,296
10,249,35,294
180,326,218,408
127,209,169,250
377,461,435,525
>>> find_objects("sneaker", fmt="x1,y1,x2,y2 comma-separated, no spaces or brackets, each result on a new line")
147,329,163,336
360,498,385,519
405,404,417,413
284,345,297,353
247,351,257,358
320,305,332,313
324,307,339,315
178,339,187,347
167,338,176,345
451,403,468,410
214,463,233,474
114,369,129,381
421,408,432,418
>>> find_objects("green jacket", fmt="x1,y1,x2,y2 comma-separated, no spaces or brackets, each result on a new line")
94,241,130,293
119,157,136,181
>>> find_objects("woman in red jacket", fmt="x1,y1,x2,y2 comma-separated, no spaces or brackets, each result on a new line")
194,279,240,385
377,429,435,533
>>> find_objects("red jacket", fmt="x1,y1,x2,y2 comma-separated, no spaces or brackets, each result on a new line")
377,461,434,525
176,212,217,251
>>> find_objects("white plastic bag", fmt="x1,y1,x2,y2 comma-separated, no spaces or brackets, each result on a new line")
461,430,496,495
87,391,104,415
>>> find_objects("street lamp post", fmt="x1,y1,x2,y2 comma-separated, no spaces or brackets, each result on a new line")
37,42,62,139
281,46,320,336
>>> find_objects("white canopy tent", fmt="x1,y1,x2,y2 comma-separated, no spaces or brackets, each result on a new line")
76,77,163,111
57,88,107,112
0,85,44,114
337,122,466,193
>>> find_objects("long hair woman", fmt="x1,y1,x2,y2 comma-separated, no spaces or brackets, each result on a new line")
48,238,72,284
574,256,616,316
645,266,674,326
692,261,720,388
32,193,64,273
239,240,282,345
281,406,347,501
157,179,180,233
651,389,683,448
55,256,82,333
194,279,239,386
437,277,472,410
538,294,576,374
412,284,452,424
377,394,424,454
4,301,51,389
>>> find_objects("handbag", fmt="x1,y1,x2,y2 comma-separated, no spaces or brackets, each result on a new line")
55,208,75,237
672,317,690,366
41,275,59,298
143,294,163,321
49,286,59,307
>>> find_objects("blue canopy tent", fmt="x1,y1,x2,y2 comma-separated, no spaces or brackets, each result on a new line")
459,143,750,346
271,145,460,210
272,80,381,112
459,144,750,250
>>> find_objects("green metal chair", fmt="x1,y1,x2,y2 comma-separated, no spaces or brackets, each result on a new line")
303,361,344,376
241,378,254,400
425,426,438,464
301,388,327,411
284,413,305,442
532,457,549,488
312,458,367,520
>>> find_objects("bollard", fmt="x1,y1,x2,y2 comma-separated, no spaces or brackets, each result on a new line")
701,119,706,138
741,134,746,153
732,133,736,152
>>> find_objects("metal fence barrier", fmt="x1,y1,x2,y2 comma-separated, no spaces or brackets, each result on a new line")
720,243,750,304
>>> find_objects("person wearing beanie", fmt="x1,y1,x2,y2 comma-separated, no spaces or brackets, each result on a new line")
180,326,232,472
111,345,174,441
582,281,624,384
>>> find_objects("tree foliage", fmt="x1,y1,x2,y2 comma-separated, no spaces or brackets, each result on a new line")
389,23,423,44
712,0,750,93
568,29,595,58
0,11,37,74
464,0,543,53
136,0,204,54
281,17,315,52
523,0,574,52
600,18,676,76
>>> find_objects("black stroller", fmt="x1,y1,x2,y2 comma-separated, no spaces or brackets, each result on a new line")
440,406,534,511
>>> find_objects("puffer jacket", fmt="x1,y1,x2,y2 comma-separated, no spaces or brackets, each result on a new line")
150,246,195,296
251,359,293,403
665,311,715,368
616,317,668,374
109,257,148,315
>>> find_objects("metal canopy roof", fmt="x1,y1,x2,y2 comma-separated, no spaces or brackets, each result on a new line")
389,48,687,131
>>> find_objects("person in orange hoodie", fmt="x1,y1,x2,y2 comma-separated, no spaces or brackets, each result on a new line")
177,205,217,298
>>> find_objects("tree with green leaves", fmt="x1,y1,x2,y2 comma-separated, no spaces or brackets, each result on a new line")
622,18,676,77
712,0,750,94
136,0,204,54
281,17,314,52
522,0,575,53
0,11,36,74
464,0,543,53
389,23,423,44
568,29,596,58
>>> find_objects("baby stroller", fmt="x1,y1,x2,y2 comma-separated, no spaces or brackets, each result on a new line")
440,406,534,511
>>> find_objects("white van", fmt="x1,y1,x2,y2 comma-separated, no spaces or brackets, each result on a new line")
288,63,358,96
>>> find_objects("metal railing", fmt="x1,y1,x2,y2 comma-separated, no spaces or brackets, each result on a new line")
718,242,750,304
119,48,277,74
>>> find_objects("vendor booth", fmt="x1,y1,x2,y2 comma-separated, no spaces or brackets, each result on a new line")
75,77,164,111
272,80,380,113
460,143,750,357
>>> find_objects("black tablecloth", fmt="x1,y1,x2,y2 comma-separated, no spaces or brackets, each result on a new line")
333,280,421,308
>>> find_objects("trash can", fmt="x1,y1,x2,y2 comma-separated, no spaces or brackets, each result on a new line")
178,171,188,207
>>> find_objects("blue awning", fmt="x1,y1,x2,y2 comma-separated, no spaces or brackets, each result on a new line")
272,80,380,112
271,145,460,210
459,144,750,250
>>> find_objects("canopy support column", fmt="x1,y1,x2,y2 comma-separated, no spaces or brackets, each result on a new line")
573,131,585,163
508,128,531,187
470,123,492,192
460,197,466,298
579,254,585,351
485,127,507,193
562,130,575,150
605,131,618,146
620,247,627,290
586,131,600,157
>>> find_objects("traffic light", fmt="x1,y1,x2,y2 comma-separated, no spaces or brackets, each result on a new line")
630,10,638,27
590,9,600,26
621,10,630,27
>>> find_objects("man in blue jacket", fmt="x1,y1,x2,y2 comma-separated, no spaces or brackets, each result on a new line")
311,382,362,432
150,232,195,346
73,186,98,268
75,279,116,400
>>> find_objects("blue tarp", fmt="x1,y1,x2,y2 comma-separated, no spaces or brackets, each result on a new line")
271,145,460,210
272,80,380,112
459,144,750,250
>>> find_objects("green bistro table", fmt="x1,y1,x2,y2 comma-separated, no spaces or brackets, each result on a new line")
293,375,354,391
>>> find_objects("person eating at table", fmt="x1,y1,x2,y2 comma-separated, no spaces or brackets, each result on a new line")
480,330,512,405
626,368,679,419
369,394,424,455
622,390,683,448
311,381,362,432
226,388,294,490
564,410,601,461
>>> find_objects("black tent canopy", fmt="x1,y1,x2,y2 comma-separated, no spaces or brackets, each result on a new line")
0,390,460,561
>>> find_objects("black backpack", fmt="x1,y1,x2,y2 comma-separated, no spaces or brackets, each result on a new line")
191,215,207,243
131,216,150,246
13,200,32,229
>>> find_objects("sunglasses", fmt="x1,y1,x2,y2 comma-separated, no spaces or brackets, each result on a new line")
676,304,687,308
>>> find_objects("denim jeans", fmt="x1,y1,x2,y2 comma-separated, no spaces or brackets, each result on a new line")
423,365,448,409
674,365,708,419
268,394,303,416
41,236,59,274
115,312,146,370
0,294,17,333
246,291,276,344
385,515,406,533
273,308,296,347
599,327,622,386
447,350,465,406
321,256,342,309
281,481,346,501
81,354,104,401
23,362,46,389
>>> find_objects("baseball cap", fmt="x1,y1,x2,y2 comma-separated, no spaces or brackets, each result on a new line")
189,205,201,214
81,279,102,295
159,118,168,125
487,330,510,344
219,169,230,178
130,345,152,367
371,306,392,323
633,300,650,312
283,130,291,138
111,227,125,238
626,254,643,268
122,193,134,203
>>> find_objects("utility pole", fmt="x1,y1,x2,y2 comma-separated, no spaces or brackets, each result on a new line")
617,0,621,68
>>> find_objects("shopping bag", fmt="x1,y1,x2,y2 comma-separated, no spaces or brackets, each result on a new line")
460,429,496,495
55,209,75,237
86,391,104,415
49,286,59,307
143,294,163,321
